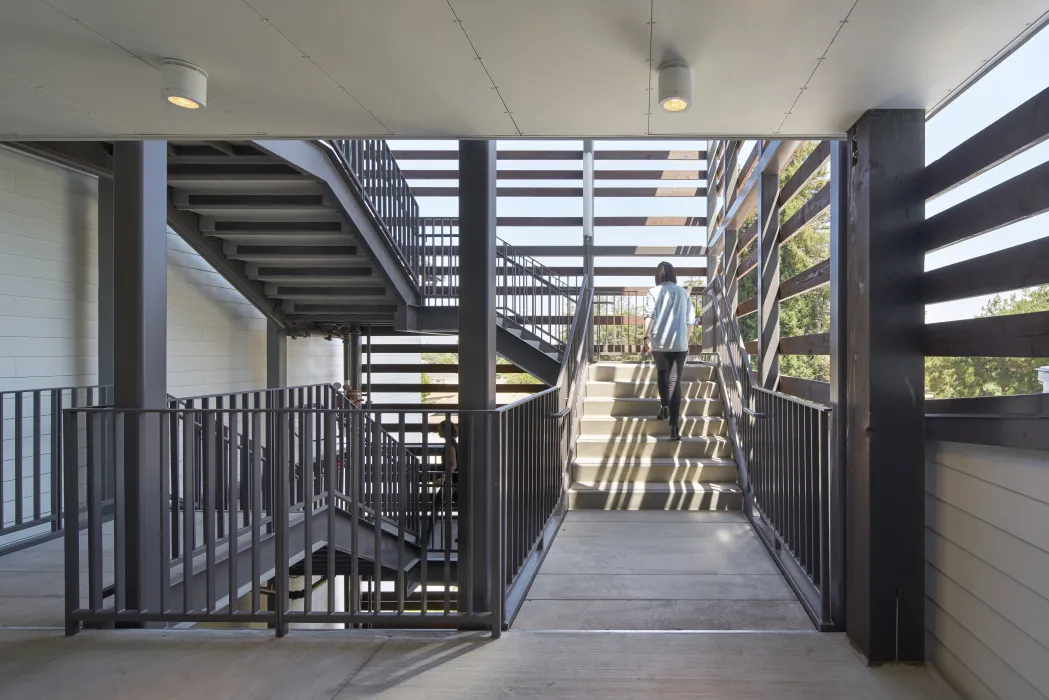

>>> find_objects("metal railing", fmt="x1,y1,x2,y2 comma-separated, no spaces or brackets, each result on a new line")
706,276,839,630
501,277,592,614
421,217,579,353
0,385,111,556
63,404,487,634
328,139,422,285
592,287,703,358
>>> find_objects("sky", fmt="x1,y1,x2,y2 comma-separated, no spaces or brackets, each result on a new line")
924,26,1049,323
391,23,1049,325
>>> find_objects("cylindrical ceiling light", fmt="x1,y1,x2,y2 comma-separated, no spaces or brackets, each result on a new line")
657,61,692,113
161,59,207,110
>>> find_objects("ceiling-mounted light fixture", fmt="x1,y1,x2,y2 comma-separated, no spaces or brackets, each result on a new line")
161,59,207,109
658,61,692,113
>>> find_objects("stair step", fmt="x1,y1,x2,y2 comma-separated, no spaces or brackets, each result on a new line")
572,456,738,484
585,380,719,399
582,397,723,417
567,482,744,511
589,362,715,382
579,415,726,438
575,435,731,459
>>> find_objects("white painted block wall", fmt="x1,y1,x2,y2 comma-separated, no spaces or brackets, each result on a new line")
0,147,341,543
926,440,1049,700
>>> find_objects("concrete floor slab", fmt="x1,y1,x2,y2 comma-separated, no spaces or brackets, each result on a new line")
512,599,815,630
556,519,756,538
0,628,962,700
525,573,796,601
563,510,749,523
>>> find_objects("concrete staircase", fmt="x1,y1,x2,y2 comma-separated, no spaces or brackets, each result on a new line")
568,362,744,511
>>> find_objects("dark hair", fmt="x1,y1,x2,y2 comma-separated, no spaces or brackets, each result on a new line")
655,261,677,285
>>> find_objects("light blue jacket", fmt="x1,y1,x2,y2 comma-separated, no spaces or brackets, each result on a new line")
644,282,696,353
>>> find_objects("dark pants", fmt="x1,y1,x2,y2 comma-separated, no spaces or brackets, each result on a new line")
653,351,687,424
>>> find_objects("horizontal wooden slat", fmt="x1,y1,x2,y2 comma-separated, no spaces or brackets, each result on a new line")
483,216,708,227
737,297,757,316
413,186,708,197
370,384,547,393
780,259,830,300
595,344,704,354
403,169,706,180
924,236,1049,304
922,160,1049,253
746,333,831,355
778,184,830,244
738,222,757,252
923,84,1049,199
778,376,830,404
923,311,1049,357
597,150,705,161
428,285,703,297
366,344,459,354
779,141,830,207
363,364,530,373
393,150,706,161
779,333,830,355
421,245,707,257
739,250,758,277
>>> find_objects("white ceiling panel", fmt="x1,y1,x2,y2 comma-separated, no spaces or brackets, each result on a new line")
0,0,1045,139
451,0,651,136
649,0,856,136
244,0,511,137
787,0,1049,135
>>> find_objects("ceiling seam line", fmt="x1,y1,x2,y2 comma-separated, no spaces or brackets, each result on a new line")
37,0,265,134
646,0,655,136
775,0,860,135
446,0,522,136
238,0,390,134
0,67,133,132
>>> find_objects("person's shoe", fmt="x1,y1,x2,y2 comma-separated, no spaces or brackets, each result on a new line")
670,423,681,441
657,405,669,420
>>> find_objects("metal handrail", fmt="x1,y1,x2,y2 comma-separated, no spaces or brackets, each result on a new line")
705,280,766,419
551,276,594,418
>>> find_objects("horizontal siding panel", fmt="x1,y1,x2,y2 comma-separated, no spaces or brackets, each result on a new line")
925,631,1002,700
0,252,99,287
930,441,1049,506
927,529,1049,650
926,495,1049,602
929,458,1049,553
927,566,1049,693
927,598,1043,700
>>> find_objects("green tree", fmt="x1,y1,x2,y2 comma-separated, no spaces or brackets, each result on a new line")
736,142,830,380
926,285,1049,398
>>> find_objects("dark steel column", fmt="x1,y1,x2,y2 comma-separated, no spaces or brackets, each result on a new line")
267,321,287,389
844,110,925,663
757,169,781,389
457,140,497,623
112,141,167,617
722,229,739,316
97,176,114,392
702,242,717,352
582,139,595,360
344,326,362,389
828,139,849,631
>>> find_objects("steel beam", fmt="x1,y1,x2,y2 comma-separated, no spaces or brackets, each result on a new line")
583,139,595,360
345,327,362,389
457,140,497,626
97,176,115,389
112,141,167,620
844,111,926,663
828,139,849,631
267,321,288,389
757,169,781,389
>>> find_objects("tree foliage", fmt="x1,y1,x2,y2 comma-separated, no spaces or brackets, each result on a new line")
926,285,1049,398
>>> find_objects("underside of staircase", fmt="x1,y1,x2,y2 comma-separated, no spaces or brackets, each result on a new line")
568,362,744,511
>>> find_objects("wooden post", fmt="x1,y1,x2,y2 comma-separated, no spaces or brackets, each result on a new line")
844,110,926,663
757,169,780,389
723,229,739,319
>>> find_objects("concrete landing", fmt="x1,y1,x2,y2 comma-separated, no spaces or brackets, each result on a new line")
513,510,812,631
0,628,960,700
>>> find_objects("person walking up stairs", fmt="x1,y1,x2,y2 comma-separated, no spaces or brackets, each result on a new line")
567,262,742,511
